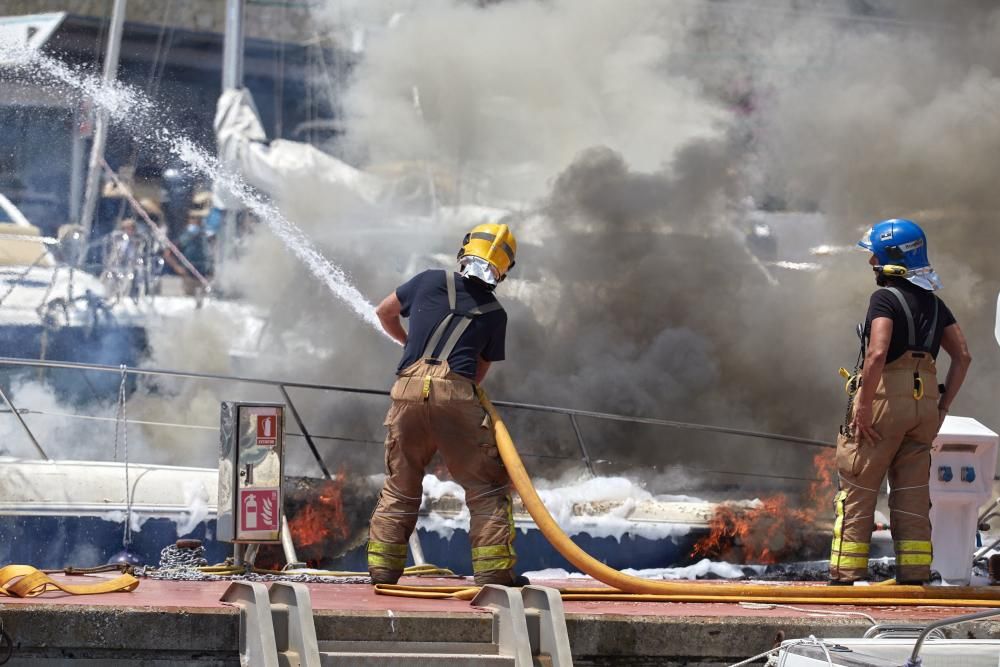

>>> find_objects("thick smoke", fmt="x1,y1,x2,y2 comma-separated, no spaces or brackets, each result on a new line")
302,0,1000,485
330,0,726,202
711,0,1000,423
131,0,1000,489
8,0,1000,496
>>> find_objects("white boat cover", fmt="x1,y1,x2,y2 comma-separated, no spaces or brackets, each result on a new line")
213,88,387,212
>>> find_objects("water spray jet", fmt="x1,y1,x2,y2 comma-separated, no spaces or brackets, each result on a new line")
0,43,392,341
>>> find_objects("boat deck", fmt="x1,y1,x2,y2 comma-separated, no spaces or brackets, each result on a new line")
3,573,1000,666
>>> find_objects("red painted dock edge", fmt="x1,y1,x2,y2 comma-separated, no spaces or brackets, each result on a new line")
0,573,986,622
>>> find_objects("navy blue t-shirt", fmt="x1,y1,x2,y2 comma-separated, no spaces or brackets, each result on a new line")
395,270,507,380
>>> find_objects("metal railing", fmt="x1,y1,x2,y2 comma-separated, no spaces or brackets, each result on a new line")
0,356,833,483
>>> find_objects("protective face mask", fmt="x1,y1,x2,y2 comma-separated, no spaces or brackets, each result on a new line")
459,256,499,287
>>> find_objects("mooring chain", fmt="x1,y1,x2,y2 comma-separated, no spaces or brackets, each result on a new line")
144,569,370,585
157,543,209,571
137,544,368,584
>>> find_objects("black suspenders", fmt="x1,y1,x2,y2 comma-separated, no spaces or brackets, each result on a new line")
882,287,939,401
420,271,503,365
883,287,939,352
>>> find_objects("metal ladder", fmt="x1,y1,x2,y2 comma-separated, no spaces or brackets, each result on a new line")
221,582,573,666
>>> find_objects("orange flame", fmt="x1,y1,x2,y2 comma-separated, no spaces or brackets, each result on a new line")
288,470,349,550
691,450,837,564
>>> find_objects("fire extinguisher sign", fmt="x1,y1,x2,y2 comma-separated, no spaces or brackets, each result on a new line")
256,413,277,447
239,488,279,532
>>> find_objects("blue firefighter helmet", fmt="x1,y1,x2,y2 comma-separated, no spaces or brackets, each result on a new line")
857,218,942,291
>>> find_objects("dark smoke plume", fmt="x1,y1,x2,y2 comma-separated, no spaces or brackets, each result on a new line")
12,0,999,499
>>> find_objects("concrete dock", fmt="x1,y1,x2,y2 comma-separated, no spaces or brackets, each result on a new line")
2,572,1000,666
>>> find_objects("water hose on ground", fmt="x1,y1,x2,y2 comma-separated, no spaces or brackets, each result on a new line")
373,582,1000,607
391,388,1000,608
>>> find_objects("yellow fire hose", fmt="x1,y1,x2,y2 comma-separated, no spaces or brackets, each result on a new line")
374,583,1000,608
373,390,1000,608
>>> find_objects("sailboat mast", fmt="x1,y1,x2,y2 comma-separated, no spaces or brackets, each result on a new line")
78,0,127,244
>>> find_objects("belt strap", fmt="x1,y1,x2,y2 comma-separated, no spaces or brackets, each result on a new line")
883,287,938,352
420,271,503,364
0,564,139,597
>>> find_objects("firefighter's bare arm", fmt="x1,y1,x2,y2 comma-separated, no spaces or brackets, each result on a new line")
475,357,491,384
852,316,892,444
376,292,408,346
938,323,972,417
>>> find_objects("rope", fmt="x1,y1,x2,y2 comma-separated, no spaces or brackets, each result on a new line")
112,364,133,548
739,602,877,625
0,251,51,308
19,408,216,431
5,408,822,483
36,263,60,313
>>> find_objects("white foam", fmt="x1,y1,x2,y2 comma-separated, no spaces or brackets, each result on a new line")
174,479,212,537
525,559,759,581
416,474,697,542
655,493,708,503
421,508,471,541
535,475,652,504
534,476,691,541
422,474,465,501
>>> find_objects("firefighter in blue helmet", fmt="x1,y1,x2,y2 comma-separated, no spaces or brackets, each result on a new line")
830,219,972,584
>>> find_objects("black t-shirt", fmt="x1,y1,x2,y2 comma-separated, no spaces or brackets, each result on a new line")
395,269,507,380
864,280,956,363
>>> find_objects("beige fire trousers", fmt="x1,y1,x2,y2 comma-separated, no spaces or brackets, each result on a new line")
367,360,517,585
830,351,940,583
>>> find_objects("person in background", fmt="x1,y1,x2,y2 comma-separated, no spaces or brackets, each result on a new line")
163,193,212,299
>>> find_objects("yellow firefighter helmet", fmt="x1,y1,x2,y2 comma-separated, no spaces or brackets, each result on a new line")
457,223,517,285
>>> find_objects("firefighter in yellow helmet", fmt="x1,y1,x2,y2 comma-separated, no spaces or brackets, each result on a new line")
367,223,524,586
830,219,972,585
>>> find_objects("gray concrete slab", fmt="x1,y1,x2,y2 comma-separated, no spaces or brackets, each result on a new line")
3,577,1000,665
